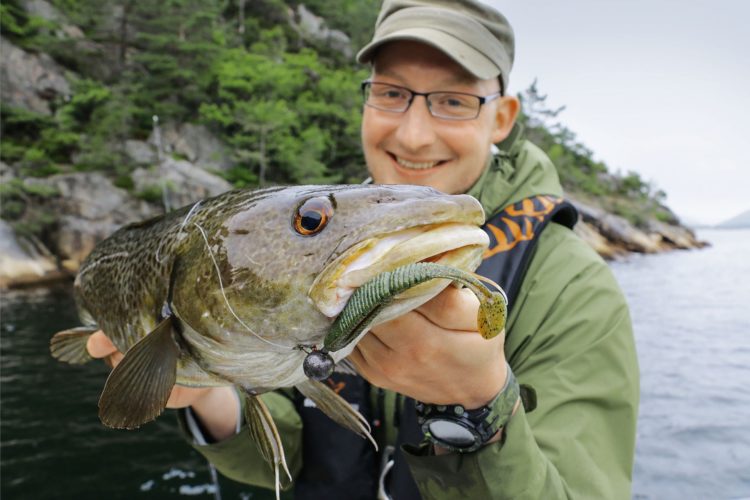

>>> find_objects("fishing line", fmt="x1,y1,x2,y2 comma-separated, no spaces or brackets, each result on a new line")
193,222,294,351
156,200,204,264
180,200,203,232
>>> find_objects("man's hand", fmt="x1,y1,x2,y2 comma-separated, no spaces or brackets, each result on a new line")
349,285,508,410
86,331,239,441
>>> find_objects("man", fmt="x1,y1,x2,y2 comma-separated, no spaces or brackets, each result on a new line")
89,1,639,498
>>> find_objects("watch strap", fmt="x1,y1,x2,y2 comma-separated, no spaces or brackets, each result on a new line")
416,362,520,453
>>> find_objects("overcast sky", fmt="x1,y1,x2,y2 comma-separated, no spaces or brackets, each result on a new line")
487,0,749,226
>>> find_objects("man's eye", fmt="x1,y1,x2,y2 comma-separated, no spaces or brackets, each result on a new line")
377,88,406,99
438,95,472,108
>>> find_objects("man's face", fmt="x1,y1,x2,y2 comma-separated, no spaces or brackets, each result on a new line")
362,41,517,194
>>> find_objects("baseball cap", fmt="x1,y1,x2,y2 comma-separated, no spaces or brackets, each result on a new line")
357,0,515,91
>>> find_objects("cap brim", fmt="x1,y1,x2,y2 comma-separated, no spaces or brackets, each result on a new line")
356,27,500,81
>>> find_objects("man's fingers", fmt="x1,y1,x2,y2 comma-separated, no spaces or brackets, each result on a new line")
348,346,387,389
416,286,479,332
86,330,118,358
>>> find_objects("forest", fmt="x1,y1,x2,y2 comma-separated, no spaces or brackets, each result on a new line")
1,0,677,241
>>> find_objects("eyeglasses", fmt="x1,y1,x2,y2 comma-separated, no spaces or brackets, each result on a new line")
361,80,502,121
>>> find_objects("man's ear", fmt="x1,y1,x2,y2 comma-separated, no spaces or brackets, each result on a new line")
491,96,520,144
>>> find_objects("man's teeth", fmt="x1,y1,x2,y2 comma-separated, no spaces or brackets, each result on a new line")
396,157,440,169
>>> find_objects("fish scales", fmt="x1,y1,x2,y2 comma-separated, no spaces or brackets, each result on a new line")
75,187,287,356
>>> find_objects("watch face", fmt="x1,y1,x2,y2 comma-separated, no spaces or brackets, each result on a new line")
427,420,476,446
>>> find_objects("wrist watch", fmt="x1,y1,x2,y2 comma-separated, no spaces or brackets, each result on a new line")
415,362,520,453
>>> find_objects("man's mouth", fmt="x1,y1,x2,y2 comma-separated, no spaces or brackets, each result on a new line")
392,154,446,170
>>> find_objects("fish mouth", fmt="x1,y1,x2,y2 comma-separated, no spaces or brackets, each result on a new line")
309,222,489,318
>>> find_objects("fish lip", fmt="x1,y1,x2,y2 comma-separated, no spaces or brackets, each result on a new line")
308,222,488,318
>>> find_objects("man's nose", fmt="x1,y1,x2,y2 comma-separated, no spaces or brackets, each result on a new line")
394,96,437,152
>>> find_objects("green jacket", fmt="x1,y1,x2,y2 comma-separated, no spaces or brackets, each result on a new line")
179,126,640,499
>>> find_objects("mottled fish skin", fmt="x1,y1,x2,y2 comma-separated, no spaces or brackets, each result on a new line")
73,184,486,391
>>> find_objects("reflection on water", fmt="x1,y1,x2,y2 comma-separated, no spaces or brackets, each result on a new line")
2,229,749,499
611,229,750,500
0,285,275,500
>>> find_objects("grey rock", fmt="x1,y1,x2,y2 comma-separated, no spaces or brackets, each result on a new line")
646,219,705,249
0,36,71,115
0,161,15,183
124,139,158,165
20,0,84,38
573,220,625,260
132,158,232,212
570,198,660,253
25,172,156,262
148,123,232,171
0,219,57,288
289,4,353,58
20,0,63,23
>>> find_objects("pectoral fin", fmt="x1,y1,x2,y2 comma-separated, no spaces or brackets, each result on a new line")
98,316,179,429
295,379,377,450
50,326,99,364
244,394,291,500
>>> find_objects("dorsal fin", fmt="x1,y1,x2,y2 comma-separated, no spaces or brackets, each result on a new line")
98,316,179,429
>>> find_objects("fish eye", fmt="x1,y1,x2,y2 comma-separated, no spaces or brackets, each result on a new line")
294,196,334,236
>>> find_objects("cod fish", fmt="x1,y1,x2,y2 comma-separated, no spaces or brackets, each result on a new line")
50,184,505,494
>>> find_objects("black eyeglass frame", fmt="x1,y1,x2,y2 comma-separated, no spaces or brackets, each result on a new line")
360,80,504,121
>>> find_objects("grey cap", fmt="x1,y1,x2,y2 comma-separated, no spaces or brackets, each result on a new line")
357,0,515,91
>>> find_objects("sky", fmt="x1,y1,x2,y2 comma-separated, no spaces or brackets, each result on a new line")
487,0,749,226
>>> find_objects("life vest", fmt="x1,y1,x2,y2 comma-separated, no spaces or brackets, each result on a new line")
293,195,578,500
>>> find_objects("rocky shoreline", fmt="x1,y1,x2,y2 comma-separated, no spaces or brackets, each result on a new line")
0,162,708,290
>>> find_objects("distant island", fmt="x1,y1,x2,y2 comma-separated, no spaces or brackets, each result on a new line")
716,209,750,229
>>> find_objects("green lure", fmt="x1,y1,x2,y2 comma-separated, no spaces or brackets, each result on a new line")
303,262,508,380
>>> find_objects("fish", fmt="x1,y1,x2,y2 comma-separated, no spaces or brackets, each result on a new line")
49,184,505,496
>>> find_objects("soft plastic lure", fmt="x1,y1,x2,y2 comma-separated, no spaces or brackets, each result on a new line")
303,262,508,380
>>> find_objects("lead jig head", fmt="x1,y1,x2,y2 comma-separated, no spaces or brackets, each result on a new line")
303,349,335,381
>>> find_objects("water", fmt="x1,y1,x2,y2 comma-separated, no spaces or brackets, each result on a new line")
610,229,750,500
1,229,749,499
0,286,277,500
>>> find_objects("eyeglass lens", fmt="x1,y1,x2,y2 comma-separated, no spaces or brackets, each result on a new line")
364,82,482,120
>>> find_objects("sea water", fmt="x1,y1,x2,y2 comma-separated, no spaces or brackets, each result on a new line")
1,229,748,499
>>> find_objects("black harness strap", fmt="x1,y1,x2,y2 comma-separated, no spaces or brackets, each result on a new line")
477,195,578,309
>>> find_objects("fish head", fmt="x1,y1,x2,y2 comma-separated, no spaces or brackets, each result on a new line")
305,185,489,325
171,184,488,386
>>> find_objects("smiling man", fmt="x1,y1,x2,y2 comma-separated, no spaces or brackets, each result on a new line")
89,1,639,498
360,41,517,196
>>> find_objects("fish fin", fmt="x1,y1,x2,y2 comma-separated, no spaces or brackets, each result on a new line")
295,379,377,451
333,358,360,376
244,394,291,500
50,326,99,364
98,316,179,429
